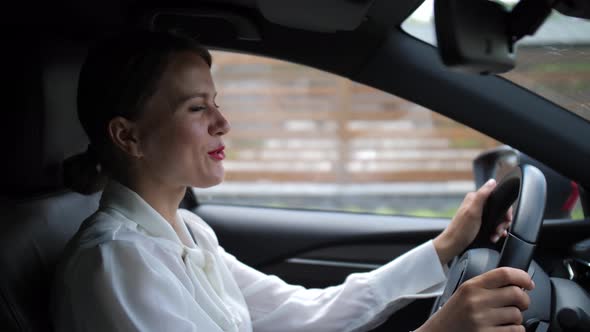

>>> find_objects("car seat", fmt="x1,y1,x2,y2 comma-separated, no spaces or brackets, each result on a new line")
0,34,99,332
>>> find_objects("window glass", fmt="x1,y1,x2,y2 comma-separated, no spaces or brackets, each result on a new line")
402,0,590,123
501,12,590,123
195,51,501,217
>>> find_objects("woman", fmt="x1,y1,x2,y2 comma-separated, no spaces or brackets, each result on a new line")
52,30,533,332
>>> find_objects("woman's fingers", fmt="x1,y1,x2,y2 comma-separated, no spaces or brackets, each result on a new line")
461,306,524,327
473,179,498,207
470,267,534,291
491,206,514,242
485,307,525,326
420,267,532,332
492,220,512,242
479,286,530,311
485,326,526,332
505,207,514,222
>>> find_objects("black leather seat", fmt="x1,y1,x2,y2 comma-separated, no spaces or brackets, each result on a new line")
0,193,100,331
0,34,99,332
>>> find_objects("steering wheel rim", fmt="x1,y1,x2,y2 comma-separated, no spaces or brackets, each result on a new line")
430,164,547,316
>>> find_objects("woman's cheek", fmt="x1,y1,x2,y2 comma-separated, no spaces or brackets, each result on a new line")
184,121,208,145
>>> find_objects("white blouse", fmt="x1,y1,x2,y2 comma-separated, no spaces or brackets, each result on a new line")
51,181,448,332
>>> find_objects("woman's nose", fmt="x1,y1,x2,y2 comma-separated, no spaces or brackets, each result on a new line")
209,108,231,136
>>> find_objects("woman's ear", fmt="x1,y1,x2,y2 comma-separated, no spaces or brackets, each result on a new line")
107,116,143,158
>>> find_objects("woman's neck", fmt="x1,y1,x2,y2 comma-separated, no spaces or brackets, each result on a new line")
115,176,186,226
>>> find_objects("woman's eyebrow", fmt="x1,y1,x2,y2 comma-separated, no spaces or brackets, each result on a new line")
176,91,218,106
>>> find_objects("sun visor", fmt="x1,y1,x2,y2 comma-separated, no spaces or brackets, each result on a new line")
257,0,375,32
147,9,262,42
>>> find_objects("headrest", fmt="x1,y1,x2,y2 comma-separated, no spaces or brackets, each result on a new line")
0,35,89,199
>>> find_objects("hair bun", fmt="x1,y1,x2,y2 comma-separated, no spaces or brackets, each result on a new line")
62,147,107,195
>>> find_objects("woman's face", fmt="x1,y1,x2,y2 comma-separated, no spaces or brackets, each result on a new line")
134,51,230,189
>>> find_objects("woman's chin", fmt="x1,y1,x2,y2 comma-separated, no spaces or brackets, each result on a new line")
192,173,224,189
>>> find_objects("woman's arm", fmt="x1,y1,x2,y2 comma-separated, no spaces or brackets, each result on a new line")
222,240,447,332
220,179,511,332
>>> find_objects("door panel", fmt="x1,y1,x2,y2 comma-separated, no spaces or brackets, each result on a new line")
194,204,449,331
194,204,448,269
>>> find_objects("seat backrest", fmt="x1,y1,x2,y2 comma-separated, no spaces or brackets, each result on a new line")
0,192,99,331
0,32,98,331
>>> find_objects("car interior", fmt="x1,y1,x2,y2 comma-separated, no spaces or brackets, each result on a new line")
1,0,590,331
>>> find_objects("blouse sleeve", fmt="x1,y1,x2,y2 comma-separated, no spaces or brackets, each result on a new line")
57,240,219,332
222,240,448,332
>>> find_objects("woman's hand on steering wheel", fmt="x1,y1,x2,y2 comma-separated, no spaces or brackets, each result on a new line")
433,179,513,265
417,267,535,332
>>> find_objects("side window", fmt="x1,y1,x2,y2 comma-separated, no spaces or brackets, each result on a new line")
196,51,501,218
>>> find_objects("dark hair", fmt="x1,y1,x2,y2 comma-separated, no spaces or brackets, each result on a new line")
63,30,212,194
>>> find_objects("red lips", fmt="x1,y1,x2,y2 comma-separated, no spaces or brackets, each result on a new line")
207,146,225,161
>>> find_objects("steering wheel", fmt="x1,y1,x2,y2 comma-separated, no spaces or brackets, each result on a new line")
430,164,549,328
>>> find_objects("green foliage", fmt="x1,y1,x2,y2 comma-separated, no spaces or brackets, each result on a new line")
405,207,458,218
533,62,590,73
374,207,399,215
255,201,588,222
342,205,366,213
572,207,585,220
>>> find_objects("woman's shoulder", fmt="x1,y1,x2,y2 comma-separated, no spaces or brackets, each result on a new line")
57,209,183,278
60,208,165,267
74,208,142,248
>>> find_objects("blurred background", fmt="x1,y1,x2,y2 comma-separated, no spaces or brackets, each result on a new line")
194,0,588,219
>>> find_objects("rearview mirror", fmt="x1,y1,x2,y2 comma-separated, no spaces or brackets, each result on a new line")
434,0,555,74
434,0,514,74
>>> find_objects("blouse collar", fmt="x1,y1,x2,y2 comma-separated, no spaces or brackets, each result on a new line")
99,180,191,247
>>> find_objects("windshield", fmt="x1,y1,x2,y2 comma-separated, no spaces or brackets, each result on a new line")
402,0,590,123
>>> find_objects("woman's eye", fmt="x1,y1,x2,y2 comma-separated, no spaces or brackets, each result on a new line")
189,106,207,112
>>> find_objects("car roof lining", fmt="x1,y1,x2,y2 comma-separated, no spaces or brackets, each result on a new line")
143,0,420,75
256,0,376,32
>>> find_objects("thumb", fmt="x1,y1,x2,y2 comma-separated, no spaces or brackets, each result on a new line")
473,179,497,206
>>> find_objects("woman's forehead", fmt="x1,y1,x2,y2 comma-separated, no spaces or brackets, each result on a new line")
160,51,216,97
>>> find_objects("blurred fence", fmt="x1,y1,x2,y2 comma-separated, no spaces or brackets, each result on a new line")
211,51,499,184
201,45,587,217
